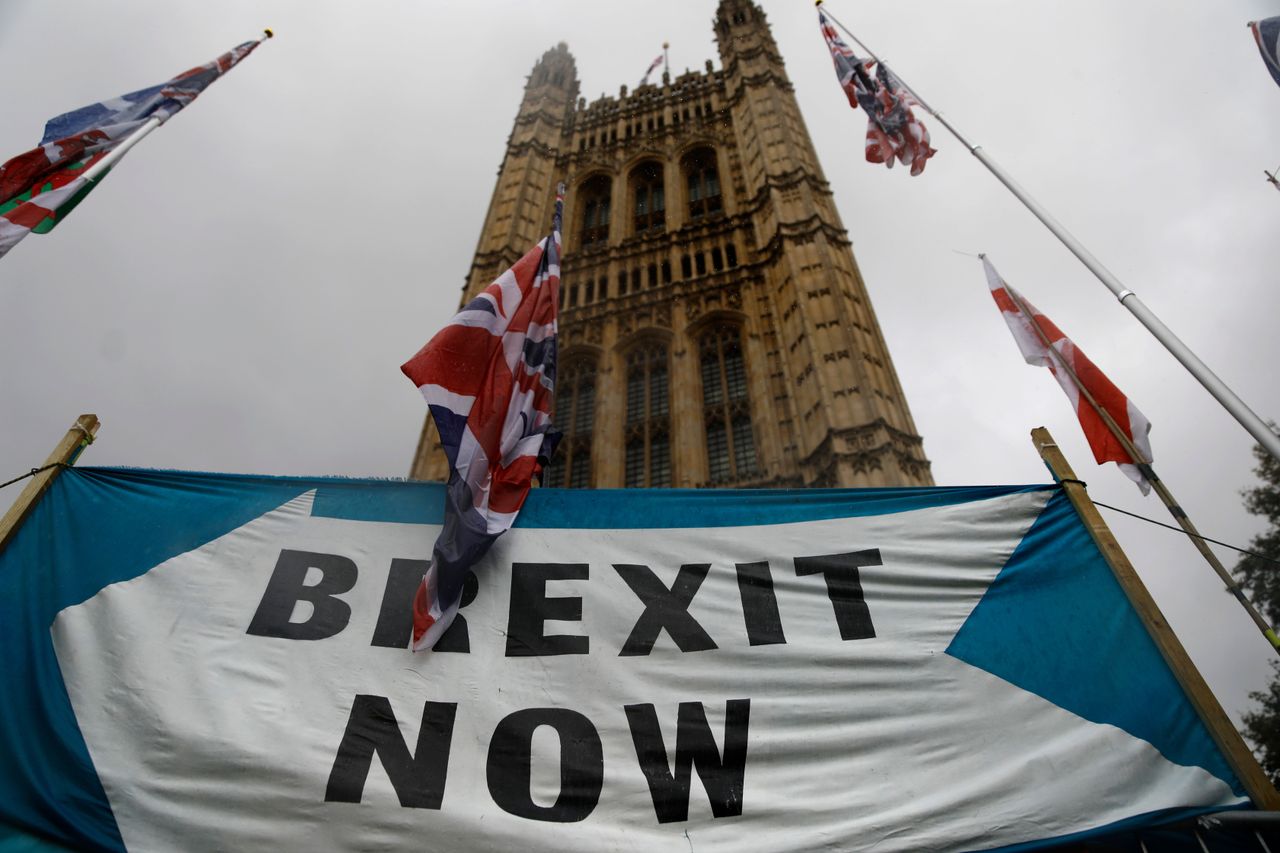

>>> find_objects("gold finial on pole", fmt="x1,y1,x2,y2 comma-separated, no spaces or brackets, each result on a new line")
263,28,274,39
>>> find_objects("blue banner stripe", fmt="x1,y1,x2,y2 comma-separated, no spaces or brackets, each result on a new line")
0,468,310,851
947,491,1242,795
972,802,1254,853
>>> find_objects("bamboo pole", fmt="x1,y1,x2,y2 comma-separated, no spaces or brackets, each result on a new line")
816,1,1280,465
994,267,1280,654
1032,427,1280,810
0,414,99,558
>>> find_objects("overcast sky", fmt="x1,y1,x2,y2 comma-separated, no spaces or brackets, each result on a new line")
2,1,1279,733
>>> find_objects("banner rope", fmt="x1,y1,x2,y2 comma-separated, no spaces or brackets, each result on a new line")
1093,499,1280,567
0,462,66,491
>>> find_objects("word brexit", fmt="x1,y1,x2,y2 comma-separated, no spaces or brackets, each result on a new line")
246,548,884,653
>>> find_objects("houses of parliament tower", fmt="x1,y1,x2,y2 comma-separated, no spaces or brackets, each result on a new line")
411,0,931,489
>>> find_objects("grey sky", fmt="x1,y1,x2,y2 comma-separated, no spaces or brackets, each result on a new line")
2,0,1278,732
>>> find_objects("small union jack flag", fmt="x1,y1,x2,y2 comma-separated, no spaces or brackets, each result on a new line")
400,189,564,651
639,52,664,87
817,11,935,176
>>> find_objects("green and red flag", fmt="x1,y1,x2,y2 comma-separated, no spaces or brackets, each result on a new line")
0,36,265,261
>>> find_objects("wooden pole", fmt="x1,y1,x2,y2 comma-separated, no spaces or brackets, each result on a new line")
997,273,1280,654
1032,426,1280,809
0,414,99,558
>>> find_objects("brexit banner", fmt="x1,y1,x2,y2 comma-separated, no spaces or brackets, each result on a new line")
0,468,1253,851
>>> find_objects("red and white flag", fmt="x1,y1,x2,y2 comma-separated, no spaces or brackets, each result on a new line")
984,257,1153,494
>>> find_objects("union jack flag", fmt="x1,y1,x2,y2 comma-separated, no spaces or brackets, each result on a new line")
400,189,564,651
1250,16,1280,90
817,11,935,176
639,52,664,86
0,38,263,260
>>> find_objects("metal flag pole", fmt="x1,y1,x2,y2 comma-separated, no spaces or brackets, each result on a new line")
663,41,670,78
815,1,1280,463
991,259,1280,654
77,29,275,186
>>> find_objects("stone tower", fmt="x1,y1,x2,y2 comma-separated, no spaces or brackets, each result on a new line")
410,1,931,489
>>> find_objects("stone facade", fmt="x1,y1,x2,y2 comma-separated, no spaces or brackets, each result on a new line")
410,0,931,489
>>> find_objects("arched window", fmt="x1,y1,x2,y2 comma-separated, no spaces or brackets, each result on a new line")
700,325,758,484
545,357,597,488
579,175,611,249
624,343,672,488
631,162,665,234
684,149,722,220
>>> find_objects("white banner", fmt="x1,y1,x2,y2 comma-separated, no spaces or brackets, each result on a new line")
0,469,1250,851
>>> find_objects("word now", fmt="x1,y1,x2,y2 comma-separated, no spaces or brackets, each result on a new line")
247,549,882,652
326,695,750,824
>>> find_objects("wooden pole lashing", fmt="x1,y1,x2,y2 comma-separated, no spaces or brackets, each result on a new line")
0,414,100,558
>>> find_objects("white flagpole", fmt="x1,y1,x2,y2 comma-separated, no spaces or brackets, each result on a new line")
77,117,162,184
816,1,1280,463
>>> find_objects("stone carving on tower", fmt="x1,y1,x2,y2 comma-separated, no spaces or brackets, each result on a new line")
410,1,932,489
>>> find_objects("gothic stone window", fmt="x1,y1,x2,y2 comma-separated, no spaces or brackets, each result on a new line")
625,342,672,488
579,175,611,249
700,325,758,484
545,357,596,488
684,148,722,220
631,162,665,234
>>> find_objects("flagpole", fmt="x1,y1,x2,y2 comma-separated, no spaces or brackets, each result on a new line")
663,41,670,78
992,260,1280,654
78,29,274,186
816,1,1280,465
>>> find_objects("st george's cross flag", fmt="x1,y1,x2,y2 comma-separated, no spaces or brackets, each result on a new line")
984,257,1153,494
817,10,935,176
400,191,563,651
0,38,264,261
